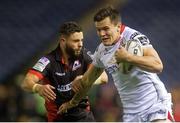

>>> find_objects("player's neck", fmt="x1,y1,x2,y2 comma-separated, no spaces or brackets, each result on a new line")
112,34,121,45
60,47,69,65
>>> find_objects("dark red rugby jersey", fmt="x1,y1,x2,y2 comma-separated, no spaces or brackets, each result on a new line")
28,46,93,121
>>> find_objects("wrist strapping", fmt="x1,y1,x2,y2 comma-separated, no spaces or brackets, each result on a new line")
32,84,38,93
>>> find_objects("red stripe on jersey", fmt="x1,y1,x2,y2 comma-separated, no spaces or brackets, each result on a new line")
43,78,63,121
120,24,125,34
45,101,63,122
28,69,44,79
28,70,61,121
168,111,175,121
113,24,125,45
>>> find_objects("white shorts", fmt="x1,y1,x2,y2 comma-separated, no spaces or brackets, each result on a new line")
123,93,174,122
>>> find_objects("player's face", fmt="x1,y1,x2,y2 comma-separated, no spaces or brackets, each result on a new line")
65,32,83,57
95,17,120,46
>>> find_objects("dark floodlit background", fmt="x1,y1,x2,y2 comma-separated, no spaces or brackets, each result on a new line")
0,0,180,121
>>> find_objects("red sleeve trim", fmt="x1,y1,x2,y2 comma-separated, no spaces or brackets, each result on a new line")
28,69,44,79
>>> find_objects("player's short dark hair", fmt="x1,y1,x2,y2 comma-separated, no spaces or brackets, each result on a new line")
94,6,121,25
59,21,82,37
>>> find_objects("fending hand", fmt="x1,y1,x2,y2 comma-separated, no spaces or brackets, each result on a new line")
57,100,78,114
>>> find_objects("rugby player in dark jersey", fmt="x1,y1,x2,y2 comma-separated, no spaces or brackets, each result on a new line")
21,21,107,122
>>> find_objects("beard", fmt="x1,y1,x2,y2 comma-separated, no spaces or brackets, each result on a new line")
65,44,81,59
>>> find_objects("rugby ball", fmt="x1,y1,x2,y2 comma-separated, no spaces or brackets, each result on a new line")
121,39,143,74
125,39,143,56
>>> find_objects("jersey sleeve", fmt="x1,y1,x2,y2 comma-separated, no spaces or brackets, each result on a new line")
123,27,152,48
130,31,152,48
29,56,51,79
92,45,104,68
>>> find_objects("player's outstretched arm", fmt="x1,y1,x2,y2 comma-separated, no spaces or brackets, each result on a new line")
21,73,41,92
57,65,104,114
72,64,104,101
71,71,108,93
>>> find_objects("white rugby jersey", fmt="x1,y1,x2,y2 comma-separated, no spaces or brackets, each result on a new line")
93,25,169,113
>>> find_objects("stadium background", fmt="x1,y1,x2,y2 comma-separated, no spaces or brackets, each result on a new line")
0,0,180,121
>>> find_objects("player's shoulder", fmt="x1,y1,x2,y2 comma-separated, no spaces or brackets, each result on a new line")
122,26,150,46
35,48,57,67
44,49,56,62
32,55,51,73
81,48,93,59
122,26,141,40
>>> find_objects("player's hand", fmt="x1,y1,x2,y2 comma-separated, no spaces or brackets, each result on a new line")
71,75,83,93
57,101,77,114
114,46,131,63
36,84,56,102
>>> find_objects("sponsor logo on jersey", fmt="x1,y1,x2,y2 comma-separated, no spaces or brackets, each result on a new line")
146,109,166,121
55,72,65,76
132,34,150,46
33,57,50,72
57,83,72,92
72,60,81,71
104,51,112,55
106,64,119,74
130,32,141,39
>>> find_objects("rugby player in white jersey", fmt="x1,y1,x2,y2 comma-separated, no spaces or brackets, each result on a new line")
58,6,174,122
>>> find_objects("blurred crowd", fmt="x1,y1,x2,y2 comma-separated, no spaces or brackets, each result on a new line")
0,74,46,122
